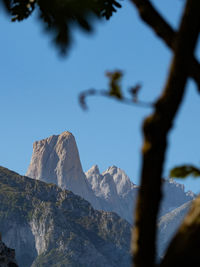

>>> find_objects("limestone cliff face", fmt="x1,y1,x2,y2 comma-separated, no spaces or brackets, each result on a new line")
85,165,194,225
86,165,139,224
157,201,191,258
26,132,82,187
2,222,37,267
26,131,100,209
0,166,131,267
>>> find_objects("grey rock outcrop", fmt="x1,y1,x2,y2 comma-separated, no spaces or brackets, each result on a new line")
0,166,131,267
85,165,194,224
157,201,191,258
26,131,101,209
160,179,195,216
2,222,37,267
86,165,138,224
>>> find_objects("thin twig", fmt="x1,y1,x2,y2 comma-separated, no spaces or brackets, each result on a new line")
79,88,153,110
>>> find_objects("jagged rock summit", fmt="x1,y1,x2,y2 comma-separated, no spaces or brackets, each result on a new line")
86,165,139,223
26,131,100,208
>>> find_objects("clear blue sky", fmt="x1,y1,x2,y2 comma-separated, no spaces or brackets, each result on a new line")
1,0,200,193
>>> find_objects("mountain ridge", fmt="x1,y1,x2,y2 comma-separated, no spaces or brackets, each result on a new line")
26,132,194,225
0,166,131,267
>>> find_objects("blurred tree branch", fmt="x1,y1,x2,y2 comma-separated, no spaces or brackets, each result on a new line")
130,0,200,92
131,0,200,266
79,70,153,110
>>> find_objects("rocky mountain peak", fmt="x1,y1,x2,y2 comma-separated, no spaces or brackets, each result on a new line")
85,165,139,223
86,164,100,175
106,165,118,173
26,131,83,184
26,132,100,207
103,166,137,196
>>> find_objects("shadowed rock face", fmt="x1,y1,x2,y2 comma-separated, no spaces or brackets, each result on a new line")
0,166,131,267
157,201,191,258
160,179,195,216
0,238,18,267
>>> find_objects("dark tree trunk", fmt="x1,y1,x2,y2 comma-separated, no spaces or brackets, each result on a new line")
131,0,200,266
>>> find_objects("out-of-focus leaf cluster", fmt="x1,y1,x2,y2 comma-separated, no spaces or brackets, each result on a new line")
1,0,122,54
106,70,123,99
2,0,35,21
170,165,200,179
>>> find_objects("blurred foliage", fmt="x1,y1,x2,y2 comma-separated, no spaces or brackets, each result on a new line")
1,0,122,54
106,70,123,99
170,165,200,179
129,84,141,102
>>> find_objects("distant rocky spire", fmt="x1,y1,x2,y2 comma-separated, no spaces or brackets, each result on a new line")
26,131,100,208
85,165,139,223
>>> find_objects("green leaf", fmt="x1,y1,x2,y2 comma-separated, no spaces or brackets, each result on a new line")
170,165,200,179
